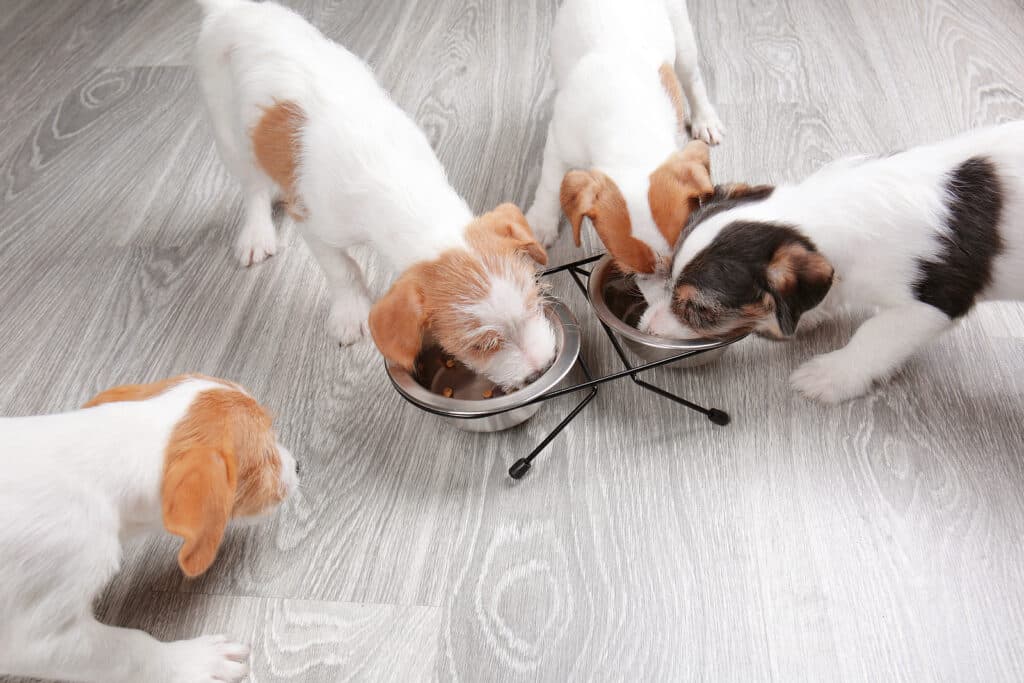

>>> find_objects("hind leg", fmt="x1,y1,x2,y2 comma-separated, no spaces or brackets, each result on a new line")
195,46,278,267
525,121,568,248
665,1,725,145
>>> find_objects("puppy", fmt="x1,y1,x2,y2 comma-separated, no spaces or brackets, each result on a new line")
644,122,1024,402
0,374,299,683
194,0,556,388
525,0,720,274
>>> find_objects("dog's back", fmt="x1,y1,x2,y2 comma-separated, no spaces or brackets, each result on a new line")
551,0,676,87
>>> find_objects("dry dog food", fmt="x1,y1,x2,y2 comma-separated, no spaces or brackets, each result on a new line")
442,387,454,398
445,359,455,368
482,389,493,399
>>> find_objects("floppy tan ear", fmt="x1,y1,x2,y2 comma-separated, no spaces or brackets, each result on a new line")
648,144,715,249
470,203,548,265
368,270,429,370
766,242,834,336
560,169,657,274
162,444,237,578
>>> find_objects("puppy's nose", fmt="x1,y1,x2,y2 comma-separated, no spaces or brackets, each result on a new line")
524,370,542,385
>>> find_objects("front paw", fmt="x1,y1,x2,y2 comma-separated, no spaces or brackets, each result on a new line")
235,220,278,267
525,205,560,248
327,298,371,346
163,634,249,683
790,351,873,403
687,109,726,146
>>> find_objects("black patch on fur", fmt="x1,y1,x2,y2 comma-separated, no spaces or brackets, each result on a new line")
914,157,1004,318
681,184,775,241
672,221,832,336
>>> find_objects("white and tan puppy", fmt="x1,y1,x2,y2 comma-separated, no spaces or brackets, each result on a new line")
526,0,721,274
0,375,299,683
194,0,556,388
646,123,1024,403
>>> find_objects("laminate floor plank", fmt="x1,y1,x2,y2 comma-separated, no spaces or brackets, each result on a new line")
1,1,1023,681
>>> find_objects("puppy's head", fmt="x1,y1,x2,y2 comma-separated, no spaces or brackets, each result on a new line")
368,204,557,389
84,375,299,577
560,140,714,274
642,185,833,340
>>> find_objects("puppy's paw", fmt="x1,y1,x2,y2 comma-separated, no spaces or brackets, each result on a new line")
235,220,278,267
790,352,873,403
525,205,560,249
165,634,249,683
687,109,726,146
327,298,371,346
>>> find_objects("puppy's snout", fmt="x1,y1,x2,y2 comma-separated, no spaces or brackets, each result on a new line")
524,370,543,385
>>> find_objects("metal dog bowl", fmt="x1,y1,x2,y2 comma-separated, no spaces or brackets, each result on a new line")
587,255,742,367
386,298,581,432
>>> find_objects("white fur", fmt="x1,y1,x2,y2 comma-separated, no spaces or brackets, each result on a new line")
650,123,1024,402
0,378,298,682
193,0,555,386
526,0,724,246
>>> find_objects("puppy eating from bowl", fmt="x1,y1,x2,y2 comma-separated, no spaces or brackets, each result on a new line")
0,374,299,683
525,0,720,269
194,0,555,389
643,122,1024,403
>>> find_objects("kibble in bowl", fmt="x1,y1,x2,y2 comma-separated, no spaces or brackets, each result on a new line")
384,298,581,432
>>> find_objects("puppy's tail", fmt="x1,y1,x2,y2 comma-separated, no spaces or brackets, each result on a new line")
194,0,242,15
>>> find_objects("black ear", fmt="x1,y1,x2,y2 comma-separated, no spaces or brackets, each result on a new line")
766,242,833,336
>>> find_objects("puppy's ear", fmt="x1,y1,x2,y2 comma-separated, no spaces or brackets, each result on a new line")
163,442,237,578
648,143,715,249
560,169,657,274
766,242,834,336
368,269,428,370
480,203,548,265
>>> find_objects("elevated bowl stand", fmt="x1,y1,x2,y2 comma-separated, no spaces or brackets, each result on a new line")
500,253,739,480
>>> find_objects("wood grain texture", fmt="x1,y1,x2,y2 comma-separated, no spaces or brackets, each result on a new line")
1,0,1023,681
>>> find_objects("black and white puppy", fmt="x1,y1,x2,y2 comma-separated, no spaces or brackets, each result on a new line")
642,122,1024,402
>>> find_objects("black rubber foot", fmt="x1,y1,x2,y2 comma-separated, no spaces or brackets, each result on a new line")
707,409,730,426
508,459,532,480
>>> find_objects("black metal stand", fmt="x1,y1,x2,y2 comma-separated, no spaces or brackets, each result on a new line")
506,254,735,480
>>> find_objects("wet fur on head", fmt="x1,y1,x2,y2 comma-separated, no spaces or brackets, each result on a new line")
368,205,556,389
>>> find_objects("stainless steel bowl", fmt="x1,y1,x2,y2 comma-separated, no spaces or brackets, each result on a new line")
386,298,581,432
587,255,744,367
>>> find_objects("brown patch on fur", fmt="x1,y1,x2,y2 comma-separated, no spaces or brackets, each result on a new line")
560,170,657,274
648,142,714,250
251,100,307,221
659,63,686,133
84,375,282,578
465,203,548,265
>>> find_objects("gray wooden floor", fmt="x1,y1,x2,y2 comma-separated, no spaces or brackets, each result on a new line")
2,0,1024,681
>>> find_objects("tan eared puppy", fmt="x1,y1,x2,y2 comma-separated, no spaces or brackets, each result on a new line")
0,374,299,683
